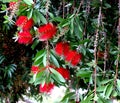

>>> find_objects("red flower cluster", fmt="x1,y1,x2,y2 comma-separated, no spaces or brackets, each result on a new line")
31,66,39,74
18,31,33,44
55,42,70,56
16,16,34,31
39,83,55,93
55,42,82,66
65,50,82,66
56,67,70,80
15,16,34,44
38,23,57,41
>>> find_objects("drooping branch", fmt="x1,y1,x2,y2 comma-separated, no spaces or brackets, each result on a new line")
45,0,51,21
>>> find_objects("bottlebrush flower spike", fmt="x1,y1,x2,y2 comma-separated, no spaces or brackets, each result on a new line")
23,18,34,30
18,31,33,44
55,42,70,56
65,50,77,62
16,16,34,30
71,53,82,66
65,50,82,66
31,66,39,74
16,16,27,27
38,23,57,41
56,67,70,80
39,83,55,93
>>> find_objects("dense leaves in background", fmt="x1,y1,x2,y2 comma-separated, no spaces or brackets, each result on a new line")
0,0,120,103
0,4,39,102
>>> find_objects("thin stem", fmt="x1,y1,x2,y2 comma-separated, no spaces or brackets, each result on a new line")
76,0,83,15
83,1,91,39
63,0,65,18
45,0,50,22
46,41,50,66
103,32,107,75
93,0,102,102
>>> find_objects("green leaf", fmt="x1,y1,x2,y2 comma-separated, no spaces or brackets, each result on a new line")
87,60,96,67
81,91,94,103
94,94,98,101
97,86,105,92
50,53,60,68
34,77,45,86
33,50,46,66
52,17,64,22
80,46,86,55
104,3,111,8
74,17,83,39
0,0,17,2
38,13,47,24
117,79,120,92
27,8,33,19
70,18,74,34
105,84,113,99
97,95,111,103
76,70,92,77
33,10,47,24
1,4,7,11
50,68,65,83
0,54,5,64
23,0,34,5
100,79,113,85
89,74,93,84
43,54,47,66
34,50,45,61
33,57,43,66
111,90,117,97
33,74,37,82
31,39,39,50
78,39,90,45
61,92,75,102
102,85,108,97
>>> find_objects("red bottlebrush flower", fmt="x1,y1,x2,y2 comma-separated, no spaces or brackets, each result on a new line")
55,42,70,56
38,23,57,41
65,50,82,66
55,42,63,56
65,50,77,62
16,16,34,30
71,53,82,66
9,2,16,10
16,16,27,27
23,18,34,30
39,83,55,93
56,67,70,80
18,31,33,44
31,66,39,74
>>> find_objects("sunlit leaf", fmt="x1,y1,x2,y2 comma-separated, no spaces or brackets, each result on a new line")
105,84,113,99
50,53,60,67
50,68,65,83
23,0,34,5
